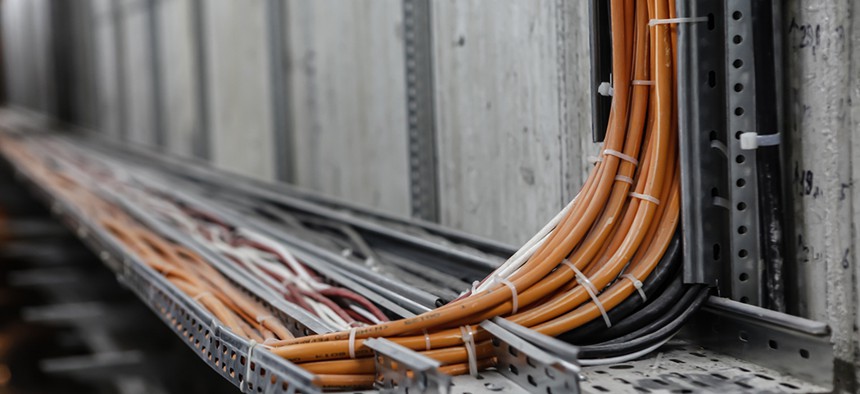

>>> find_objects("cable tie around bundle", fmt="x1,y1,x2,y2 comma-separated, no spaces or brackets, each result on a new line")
496,276,519,314
348,327,358,359
629,192,661,205
246,340,258,386
193,291,213,303
603,149,639,165
470,280,481,295
459,325,478,377
649,16,708,26
423,329,432,351
614,175,634,185
256,314,276,326
622,273,647,302
562,259,612,328
587,155,603,165
631,80,654,86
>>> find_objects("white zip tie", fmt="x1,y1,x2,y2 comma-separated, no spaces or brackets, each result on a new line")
629,192,661,205
562,259,612,328
588,155,603,165
470,280,481,295
348,327,358,359
622,274,647,302
649,16,708,26
256,314,276,326
496,277,519,314
459,325,479,377
614,175,634,185
423,329,432,351
193,291,213,303
603,149,639,165
631,80,654,86
246,340,258,386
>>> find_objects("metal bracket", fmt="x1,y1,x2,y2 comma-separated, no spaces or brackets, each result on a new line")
364,337,451,394
681,296,833,390
480,321,580,394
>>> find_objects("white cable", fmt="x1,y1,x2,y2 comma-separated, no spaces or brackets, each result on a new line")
475,196,577,293
578,335,673,366
349,304,382,325
648,16,708,26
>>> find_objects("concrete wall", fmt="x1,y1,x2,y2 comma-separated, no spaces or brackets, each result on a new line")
784,0,859,385
201,0,276,180
431,0,593,244
155,0,199,157
286,0,412,216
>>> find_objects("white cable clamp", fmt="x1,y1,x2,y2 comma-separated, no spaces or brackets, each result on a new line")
348,327,358,359
562,259,612,328
459,325,479,377
423,329,432,351
629,192,661,205
740,132,782,150
649,16,708,27
496,276,519,314
631,80,654,86
622,274,647,302
614,175,634,185
246,340,258,387
603,149,639,165
598,81,614,97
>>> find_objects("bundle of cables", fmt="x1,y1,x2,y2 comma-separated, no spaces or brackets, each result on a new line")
0,0,714,389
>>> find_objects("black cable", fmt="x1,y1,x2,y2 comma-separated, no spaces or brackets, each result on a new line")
578,286,710,359
560,231,682,343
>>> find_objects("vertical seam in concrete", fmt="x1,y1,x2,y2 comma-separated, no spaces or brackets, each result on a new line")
555,0,571,208
266,0,294,183
147,0,165,148
112,0,127,141
191,0,210,160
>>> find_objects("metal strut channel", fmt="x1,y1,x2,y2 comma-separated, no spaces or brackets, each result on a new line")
4,154,323,394
402,0,439,222
677,0,729,287
364,338,451,394
480,321,581,394
682,296,833,390
724,0,763,305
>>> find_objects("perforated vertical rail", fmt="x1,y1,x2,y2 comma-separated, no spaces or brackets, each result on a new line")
677,0,729,286
402,0,439,222
725,0,763,305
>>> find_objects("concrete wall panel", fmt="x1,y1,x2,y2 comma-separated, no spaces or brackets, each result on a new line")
286,0,411,216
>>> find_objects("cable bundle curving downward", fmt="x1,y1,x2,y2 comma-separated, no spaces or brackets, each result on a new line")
262,0,709,387
0,0,713,389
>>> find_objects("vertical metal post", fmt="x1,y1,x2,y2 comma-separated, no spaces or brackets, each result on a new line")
677,0,728,287
402,0,439,222
725,0,763,305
